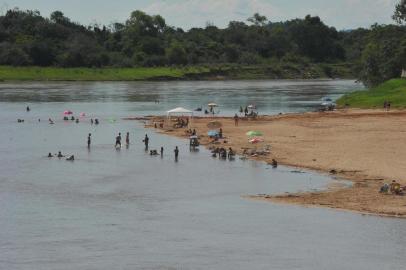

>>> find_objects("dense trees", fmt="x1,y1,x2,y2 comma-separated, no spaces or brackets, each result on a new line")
0,6,405,85
393,0,406,25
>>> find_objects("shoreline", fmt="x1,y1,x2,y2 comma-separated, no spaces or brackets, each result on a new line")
143,109,406,218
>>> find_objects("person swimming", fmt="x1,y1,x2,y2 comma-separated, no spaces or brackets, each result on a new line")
48,153,53,157
66,155,74,161
57,151,64,158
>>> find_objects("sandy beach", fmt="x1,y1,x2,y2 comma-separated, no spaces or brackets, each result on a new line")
148,109,406,218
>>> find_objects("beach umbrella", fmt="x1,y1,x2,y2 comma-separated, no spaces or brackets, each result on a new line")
246,130,263,137
247,104,256,110
63,110,73,115
207,121,222,129
208,103,218,107
207,130,219,137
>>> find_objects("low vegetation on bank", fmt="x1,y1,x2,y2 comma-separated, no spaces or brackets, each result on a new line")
337,79,406,108
0,62,354,81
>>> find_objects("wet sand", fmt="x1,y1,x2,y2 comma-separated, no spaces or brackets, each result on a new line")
147,109,406,218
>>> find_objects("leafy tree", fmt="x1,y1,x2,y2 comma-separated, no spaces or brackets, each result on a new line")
247,13,268,26
166,41,187,65
393,0,406,25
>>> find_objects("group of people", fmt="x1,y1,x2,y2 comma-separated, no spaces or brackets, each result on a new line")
174,118,189,128
380,180,404,195
211,147,235,160
115,132,131,148
149,146,179,161
48,151,74,161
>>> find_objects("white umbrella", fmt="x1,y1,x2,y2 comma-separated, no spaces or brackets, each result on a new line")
208,103,218,107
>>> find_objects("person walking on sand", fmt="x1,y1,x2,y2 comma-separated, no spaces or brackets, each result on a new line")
174,146,179,161
234,114,239,126
87,133,91,147
143,134,149,149
126,132,130,145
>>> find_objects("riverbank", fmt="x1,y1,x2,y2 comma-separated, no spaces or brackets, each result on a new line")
146,110,406,218
337,78,406,109
0,63,354,81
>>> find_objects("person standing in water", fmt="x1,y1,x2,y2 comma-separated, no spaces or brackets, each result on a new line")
126,132,130,145
115,133,122,148
174,146,179,161
160,147,164,156
26,106,30,112
143,134,149,150
87,133,91,147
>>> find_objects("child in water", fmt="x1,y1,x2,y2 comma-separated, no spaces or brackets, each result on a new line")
126,132,130,145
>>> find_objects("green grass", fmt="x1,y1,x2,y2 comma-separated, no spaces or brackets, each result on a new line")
0,66,210,81
337,79,406,108
0,63,355,81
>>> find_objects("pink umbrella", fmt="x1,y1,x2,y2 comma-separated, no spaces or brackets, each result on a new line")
249,137,264,144
63,110,73,115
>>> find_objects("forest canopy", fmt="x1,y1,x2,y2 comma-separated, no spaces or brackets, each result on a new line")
0,5,405,86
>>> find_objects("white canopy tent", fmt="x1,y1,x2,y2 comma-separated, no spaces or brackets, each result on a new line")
166,107,194,117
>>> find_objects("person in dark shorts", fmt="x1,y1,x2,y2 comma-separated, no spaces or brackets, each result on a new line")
115,133,122,148
174,146,179,161
143,134,149,149
87,133,91,147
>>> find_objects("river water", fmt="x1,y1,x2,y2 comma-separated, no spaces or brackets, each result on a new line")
0,80,405,270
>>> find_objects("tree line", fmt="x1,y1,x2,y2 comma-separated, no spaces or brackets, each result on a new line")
0,1,405,86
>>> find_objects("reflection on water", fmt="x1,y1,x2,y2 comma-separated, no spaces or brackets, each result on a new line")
0,80,404,270
0,80,363,115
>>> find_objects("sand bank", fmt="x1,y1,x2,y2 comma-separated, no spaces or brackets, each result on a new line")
146,109,406,218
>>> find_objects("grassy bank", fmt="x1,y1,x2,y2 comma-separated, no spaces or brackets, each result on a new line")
0,63,355,81
337,79,406,108
0,66,210,81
